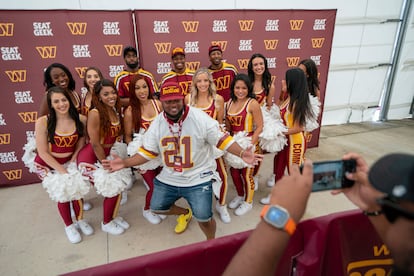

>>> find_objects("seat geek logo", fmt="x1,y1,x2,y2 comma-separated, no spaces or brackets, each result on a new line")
14,91,34,104
1,47,22,61
103,22,120,35
33,22,53,36
0,152,18,164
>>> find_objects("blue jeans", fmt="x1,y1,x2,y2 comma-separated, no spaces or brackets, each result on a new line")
151,178,213,222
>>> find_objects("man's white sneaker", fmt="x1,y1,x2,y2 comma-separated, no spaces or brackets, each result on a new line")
234,201,253,216
76,220,94,236
158,214,167,220
83,201,92,211
101,220,124,235
143,209,162,224
215,202,231,223
113,216,130,229
65,224,81,244
260,194,271,205
267,174,275,187
120,191,127,205
254,176,259,191
228,196,244,209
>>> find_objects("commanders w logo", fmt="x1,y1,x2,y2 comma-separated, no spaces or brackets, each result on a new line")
154,43,172,54
104,45,123,56
18,112,37,123
0,133,11,144
210,41,228,51
237,59,249,70
228,116,243,126
0,23,14,36
290,20,304,30
182,21,199,32
185,61,200,71
286,57,300,67
75,67,88,78
239,20,254,31
264,40,278,50
66,22,87,35
55,135,78,147
3,169,22,180
5,70,26,82
36,46,57,59
311,38,325,48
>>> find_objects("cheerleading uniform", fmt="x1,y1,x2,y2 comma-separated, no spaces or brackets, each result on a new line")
209,62,238,102
138,99,162,211
196,98,228,206
226,99,256,204
77,109,123,224
34,128,84,226
273,99,306,182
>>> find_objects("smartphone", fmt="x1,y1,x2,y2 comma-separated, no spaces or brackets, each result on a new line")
306,159,356,192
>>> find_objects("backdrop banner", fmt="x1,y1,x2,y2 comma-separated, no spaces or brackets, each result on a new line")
135,9,336,147
0,9,335,186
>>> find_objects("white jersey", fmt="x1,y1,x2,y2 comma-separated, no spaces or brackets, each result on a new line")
138,106,234,187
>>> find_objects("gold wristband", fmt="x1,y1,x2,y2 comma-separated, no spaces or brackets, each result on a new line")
239,149,245,158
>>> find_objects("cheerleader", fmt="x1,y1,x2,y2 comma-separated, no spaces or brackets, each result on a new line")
225,74,263,216
124,74,164,224
77,79,131,235
34,86,92,244
261,68,315,204
80,67,104,116
185,67,230,223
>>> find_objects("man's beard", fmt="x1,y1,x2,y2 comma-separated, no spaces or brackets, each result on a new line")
165,107,184,123
126,61,139,70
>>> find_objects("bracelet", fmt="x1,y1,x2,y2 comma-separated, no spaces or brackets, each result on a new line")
362,210,383,216
239,149,245,158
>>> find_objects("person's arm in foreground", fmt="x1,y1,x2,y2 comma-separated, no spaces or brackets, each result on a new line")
333,152,390,240
223,160,313,276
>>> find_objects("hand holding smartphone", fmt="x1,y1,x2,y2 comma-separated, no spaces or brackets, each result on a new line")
301,159,356,192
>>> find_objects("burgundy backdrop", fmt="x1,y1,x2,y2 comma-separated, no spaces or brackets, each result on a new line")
0,9,336,186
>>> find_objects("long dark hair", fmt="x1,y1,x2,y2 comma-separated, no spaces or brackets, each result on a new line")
46,86,84,143
230,73,255,102
299,59,320,97
128,74,154,132
91,79,123,138
285,68,314,127
43,63,76,91
83,67,104,92
247,53,272,96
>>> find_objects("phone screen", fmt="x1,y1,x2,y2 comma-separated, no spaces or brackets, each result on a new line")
311,160,344,192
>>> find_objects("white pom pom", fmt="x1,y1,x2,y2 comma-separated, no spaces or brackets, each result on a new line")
259,105,288,153
110,141,128,158
22,136,37,173
93,162,130,197
42,162,90,203
224,132,252,169
127,133,144,156
305,95,321,132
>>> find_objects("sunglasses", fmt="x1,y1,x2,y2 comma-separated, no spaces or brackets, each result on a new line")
377,197,414,223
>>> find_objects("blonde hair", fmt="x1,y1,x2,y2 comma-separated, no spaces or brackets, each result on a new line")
189,67,217,106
